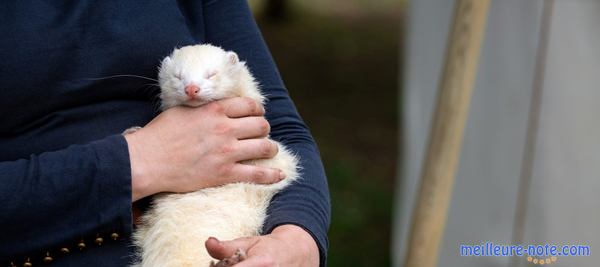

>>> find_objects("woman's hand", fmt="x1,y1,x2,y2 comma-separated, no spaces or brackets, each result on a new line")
125,97,284,202
205,224,320,267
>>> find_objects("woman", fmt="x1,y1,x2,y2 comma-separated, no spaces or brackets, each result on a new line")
0,0,330,266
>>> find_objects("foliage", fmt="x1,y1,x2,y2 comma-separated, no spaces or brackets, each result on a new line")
254,2,403,265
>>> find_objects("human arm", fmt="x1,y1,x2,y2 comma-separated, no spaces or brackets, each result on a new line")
0,135,133,262
200,0,331,265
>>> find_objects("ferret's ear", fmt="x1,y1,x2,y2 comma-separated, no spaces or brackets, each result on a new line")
227,52,239,65
161,56,173,68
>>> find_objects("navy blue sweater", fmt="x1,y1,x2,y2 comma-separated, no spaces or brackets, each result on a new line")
0,0,330,266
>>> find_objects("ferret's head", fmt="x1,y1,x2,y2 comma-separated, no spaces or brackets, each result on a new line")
158,44,245,109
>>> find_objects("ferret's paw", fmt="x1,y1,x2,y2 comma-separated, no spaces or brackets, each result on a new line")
209,249,247,267
123,126,142,135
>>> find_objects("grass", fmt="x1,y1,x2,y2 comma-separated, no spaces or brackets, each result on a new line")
253,2,403,266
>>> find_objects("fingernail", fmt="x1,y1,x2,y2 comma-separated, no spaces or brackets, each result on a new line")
209,237,219,243
279,170,286,180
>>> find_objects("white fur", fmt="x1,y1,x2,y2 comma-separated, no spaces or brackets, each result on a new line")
131,44,300,267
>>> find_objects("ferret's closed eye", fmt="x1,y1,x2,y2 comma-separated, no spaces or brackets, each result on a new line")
207,71,218,79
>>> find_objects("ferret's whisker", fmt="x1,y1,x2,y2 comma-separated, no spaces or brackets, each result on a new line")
139,84,160,95
135,83,162,111
85,74,158,82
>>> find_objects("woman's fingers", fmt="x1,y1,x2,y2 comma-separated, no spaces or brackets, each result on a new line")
216,97,264,118
232,116,270,139
205,236,255,260
205,237,235,260
216,139,281,185
234,139,278,162
228,163,284,184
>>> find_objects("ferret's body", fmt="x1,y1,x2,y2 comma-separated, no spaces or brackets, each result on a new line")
131,45,299,267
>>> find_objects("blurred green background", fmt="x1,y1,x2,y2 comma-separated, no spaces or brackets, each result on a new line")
250,1,405,266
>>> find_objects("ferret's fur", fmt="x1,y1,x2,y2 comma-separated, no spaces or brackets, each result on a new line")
131,44,299,267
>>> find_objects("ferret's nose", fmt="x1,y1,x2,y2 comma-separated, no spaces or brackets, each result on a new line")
185,85,200,98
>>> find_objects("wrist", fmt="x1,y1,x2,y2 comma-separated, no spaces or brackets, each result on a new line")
272,224,319,267
125,132,155,202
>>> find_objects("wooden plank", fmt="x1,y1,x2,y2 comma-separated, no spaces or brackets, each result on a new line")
404,1,490,267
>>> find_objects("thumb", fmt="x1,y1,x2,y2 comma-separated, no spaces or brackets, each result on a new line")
205,236,257,260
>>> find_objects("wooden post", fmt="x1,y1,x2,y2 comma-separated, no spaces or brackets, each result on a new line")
404,1,490,267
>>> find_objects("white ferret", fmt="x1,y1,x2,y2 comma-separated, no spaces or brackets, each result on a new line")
131,44,300,267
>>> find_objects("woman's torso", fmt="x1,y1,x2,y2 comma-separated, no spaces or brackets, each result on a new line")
0,0,205,161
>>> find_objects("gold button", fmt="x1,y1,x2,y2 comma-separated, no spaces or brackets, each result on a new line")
95,237,104,246
60,247,70,254
111,232,119,241
23,258,32,267
78,240,86,250
43,252,53,264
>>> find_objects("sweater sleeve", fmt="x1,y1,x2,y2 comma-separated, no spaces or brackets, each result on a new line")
0,135,133,261
201,0,331,265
